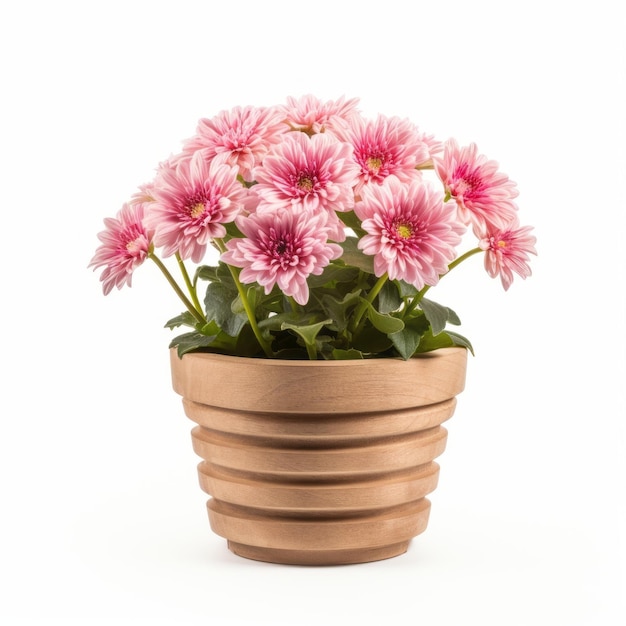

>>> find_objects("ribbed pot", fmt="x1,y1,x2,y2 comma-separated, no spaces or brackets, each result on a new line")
170,347,467,565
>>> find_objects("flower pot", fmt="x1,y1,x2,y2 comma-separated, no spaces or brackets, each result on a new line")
170,346,467,565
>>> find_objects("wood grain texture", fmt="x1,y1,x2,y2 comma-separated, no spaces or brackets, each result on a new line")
170,347,468,565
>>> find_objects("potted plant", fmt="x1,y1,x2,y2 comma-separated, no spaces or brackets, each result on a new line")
90,94,537,564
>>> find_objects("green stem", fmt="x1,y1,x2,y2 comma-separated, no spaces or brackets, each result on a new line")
305,341,318,361
214,239,273,358
175,252,203,314
447,246,483,273
149,253,206,325
287,297,319,361
403,247,483,318
415,162,435,171
349,273,389,335
288,296,301,315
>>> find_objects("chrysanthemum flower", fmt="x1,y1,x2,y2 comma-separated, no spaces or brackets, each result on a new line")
280,94,361,136
130,183,155,205
252,132,358,240
338,115,430,194
433,139,519,230
221,208,342,305
478,220,537,290
355,176,462,289
89,202,153,295
416,131,444,168
182,105,288,181
145,151,249,262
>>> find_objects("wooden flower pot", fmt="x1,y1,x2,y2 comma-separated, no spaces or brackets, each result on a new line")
170,347,467,565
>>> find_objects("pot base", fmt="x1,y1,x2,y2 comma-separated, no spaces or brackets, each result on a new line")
208,497,432,565
227,540,411,566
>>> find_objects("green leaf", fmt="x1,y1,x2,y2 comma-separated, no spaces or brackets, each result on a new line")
258,312,293,332
378,280,403,314
359,298,405,334
198,320,221,336
246,285,258,313
235,323,267,358
338,211,366,236
320,289,362,332
194,265,220,283
272,348,309,360
412,329,453,353
339,238,374,274
388,312,431,359
216,260,236,285
418,298,450,335
445,330,474,354
204,282,248,338
351,325,393,354
169,331,218,357
307,263,360,288
258,310,322,333
417,298,463,334
331,348,364,360
389,326,422,360
395,279,419,298
446,306,462,326
281,319,332,348
223,220,245,239
254,288,284,316
164,311,198,330
414,329,474,355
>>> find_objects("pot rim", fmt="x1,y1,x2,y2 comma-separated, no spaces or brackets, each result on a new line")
170,345,466,367
170,346,468,414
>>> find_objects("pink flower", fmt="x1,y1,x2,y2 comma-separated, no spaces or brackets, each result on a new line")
252,132,358,241
182,105,288,181
433,139,519,230
416,131,444,168
355,176,462,289
339,115,430,194
221,208,342,305
145,151,248,262
478,220,537,290
130,183,155,205
89,202,153,295
280,94,361,135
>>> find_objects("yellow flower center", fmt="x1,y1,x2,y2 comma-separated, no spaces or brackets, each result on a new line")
298,176,314,192
397,223,413,239
498,240,507,248
190,202,205,218
367,156,383,173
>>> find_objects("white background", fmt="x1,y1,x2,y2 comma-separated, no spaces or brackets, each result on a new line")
1,1,624,624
